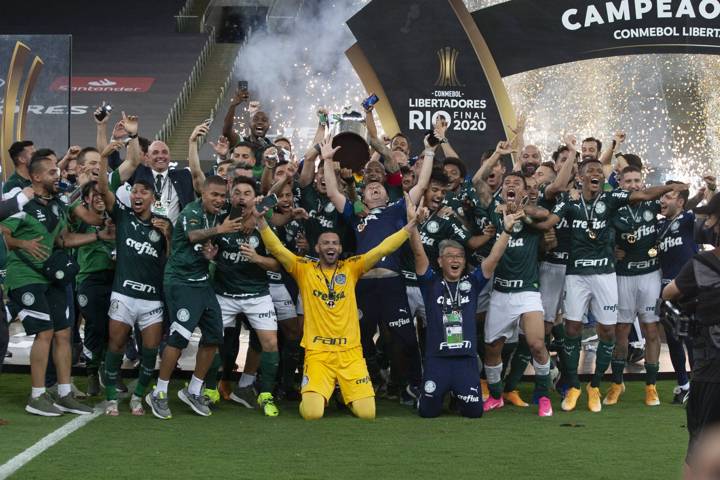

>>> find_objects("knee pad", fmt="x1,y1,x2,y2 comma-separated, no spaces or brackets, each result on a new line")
299,392,325,420
350,396,376,420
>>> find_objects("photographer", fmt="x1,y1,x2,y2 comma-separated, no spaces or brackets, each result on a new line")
662,204,720,467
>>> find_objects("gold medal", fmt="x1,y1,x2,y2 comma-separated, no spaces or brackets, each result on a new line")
648,247,658,258
627,233,637,244
587,229,597,240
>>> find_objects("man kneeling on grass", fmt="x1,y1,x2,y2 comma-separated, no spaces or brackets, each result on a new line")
410,205,524,418
255,193,421,420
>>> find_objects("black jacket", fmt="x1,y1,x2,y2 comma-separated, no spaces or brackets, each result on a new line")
130,165,196,211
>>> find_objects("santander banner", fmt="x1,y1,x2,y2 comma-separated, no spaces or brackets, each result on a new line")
50,76,155,93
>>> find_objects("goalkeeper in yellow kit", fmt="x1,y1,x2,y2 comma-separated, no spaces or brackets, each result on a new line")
255,193,421,420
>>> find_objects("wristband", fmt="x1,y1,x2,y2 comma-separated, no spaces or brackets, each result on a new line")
503,228,512,235
95,231,100,241
127,133,138,139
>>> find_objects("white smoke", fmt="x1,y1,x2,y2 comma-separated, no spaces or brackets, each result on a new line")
233,0,369,147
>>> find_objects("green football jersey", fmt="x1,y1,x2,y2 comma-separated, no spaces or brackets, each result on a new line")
298,184,352,252
552,189,631,275
2,172,31,197
2,196,68,290
266,218,304,285
537,187,571,265
164,199,223,286
419,211,470,268
110,200,167,300
444,179,478,220
213,229,270,298
489,207,541,293
615,200,660,276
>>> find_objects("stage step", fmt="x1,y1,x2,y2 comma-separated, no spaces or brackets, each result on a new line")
165,43,241,163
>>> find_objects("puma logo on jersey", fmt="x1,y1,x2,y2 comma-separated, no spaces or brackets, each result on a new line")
125,238,159,258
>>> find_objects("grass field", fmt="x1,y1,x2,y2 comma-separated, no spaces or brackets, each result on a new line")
0,374,688,479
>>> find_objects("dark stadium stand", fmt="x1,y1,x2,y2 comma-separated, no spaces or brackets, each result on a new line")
0,0,209,150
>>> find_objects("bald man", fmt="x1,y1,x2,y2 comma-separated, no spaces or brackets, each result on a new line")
129,135,202,224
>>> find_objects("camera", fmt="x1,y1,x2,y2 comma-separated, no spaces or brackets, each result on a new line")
657,298,694,338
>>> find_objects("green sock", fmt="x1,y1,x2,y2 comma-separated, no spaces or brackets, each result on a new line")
134,347,158,397
204,353,222,390
611,358,626,384
281,338,302,390
561,335,581,389
489,381,503,399
104,350,124,401
500,342,518,377
259,351,280,393
551,324,567,379
645,362,659,385
504,337,531,392
591,340,615,388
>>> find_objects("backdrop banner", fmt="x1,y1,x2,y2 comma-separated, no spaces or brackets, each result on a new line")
347,0,720,168
0,35,71,178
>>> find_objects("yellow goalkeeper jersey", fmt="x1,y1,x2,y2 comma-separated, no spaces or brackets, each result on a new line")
260,226,409,352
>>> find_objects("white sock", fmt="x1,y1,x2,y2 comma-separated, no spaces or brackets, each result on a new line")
31,387,46,399
680,382,690,391
238,373,256,388
188,375,204,396
155,378,170,396
533,359,551,377
485,363,503,384
57,383,71,397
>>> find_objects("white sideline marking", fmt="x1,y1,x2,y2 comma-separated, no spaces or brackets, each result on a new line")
0,409,101,479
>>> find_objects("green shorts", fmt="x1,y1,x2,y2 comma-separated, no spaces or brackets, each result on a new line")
165,282,223,348
9,283,70,335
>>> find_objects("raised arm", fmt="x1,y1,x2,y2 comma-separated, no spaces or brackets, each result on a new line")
94,104,111,152
57,146,81,174
365,108,398,174
299,108,328,188
115,113,143,182
630,183,688,204
601,131,624,178
361,193,418,271
508,112,526,169
409,221,429,277
435,116,459,159
188,123,209,194
98,141,123,213
545,134,577,200
408,136,438,205
187,215,243,244
473,141,512,208
533,213,562,231
222,88,248,146
256,213,298,273
481,211,523,278
320,138,348,213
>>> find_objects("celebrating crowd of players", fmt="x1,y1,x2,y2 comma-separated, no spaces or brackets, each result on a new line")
0,91,713,422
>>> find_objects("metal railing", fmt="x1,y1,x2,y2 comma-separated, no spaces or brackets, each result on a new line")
196,52,244,150
156,25,216,143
